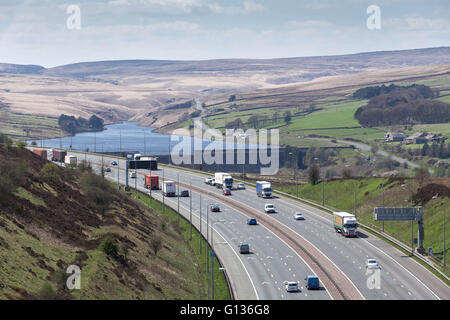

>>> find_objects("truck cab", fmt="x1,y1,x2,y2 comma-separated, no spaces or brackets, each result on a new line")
333,212,358,237
256,181,272,198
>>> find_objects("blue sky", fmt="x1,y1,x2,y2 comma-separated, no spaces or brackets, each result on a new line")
0,0,449,67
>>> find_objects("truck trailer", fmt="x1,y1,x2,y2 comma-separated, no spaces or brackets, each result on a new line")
162,181,176,197
64,155,77,166
51,150,67,162
33,149,47,159
214,172,233,189
256,181,272,198
144,174,159,190
333,212,358,237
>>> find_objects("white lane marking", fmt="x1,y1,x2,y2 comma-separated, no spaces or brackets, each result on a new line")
359,236,441,300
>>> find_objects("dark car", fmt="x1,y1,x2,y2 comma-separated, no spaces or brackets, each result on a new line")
223,188,231,196
239,243,250,254
110,161,118,166
180,190,189,197
247,218,257,225
105,167,111,173
211,204,220,212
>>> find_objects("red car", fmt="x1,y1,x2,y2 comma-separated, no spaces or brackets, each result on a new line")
223,188,231,196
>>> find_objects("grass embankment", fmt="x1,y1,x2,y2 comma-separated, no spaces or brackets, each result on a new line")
0,141,229,300
273,177,449,275
123,188,230,300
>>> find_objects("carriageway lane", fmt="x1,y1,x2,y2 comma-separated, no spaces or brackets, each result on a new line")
157,166,446,300
67,152,448,299
81,155,331,300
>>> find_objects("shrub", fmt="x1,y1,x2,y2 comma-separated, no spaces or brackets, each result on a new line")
40,163,60,182
16,141,27,149
37,282,58,300
150,236,163,256
99,236,118,258
80,172,113,213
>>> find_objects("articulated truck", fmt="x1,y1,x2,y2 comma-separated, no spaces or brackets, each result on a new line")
144,174,159,190
256,181,272,198
162,181,176,197
333,212,358,237
51,150,67,162
214,172,233,189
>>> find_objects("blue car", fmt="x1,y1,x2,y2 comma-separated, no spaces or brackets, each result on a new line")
247,218,257,225
305,275,320,290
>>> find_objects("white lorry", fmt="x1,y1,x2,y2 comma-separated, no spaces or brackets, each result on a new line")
64,155,77,166
333,212,358,237
256,181,272,198
214,172,233,189
162,181,176,197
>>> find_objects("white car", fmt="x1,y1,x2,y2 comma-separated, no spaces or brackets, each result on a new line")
205,177,213,185
294,212,305,220
284,281,299,292
237,183,246,190
129,172,137,179
264,204,276,213
366,259,380,269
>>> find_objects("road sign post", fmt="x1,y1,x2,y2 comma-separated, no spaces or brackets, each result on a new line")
374,207,425,254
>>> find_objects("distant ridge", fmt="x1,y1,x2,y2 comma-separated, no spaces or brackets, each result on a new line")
1,47,449,84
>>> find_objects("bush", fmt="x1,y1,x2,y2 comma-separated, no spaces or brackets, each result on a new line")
37,282,58,300
150,236,163,256
40,163,60,182
0,160,27,204
80,172,113,213
99,236,118,258
16,141,27,149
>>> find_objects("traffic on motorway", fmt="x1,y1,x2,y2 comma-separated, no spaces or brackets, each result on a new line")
43,149,447,300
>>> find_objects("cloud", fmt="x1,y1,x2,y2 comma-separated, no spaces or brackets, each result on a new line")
107,0,264,15
289,20,333,29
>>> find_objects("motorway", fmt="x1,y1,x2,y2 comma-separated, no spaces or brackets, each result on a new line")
51,151,449,300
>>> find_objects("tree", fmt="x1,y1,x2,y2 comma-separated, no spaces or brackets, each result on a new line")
284,110,292,124
414,167,430,188
308,164,320,185
421,142,429,156
247,115,259,128
89,115,104,129
228,95,236,102
370,143,379,155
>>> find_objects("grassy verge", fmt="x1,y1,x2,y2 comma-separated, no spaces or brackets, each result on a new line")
120,186,231,300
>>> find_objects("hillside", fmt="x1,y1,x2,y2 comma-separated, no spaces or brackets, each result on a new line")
1,47,450,139
0,141,212,300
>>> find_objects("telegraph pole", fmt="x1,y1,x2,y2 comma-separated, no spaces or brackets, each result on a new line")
322,178,325,206
207,204,209,274
177,173,180,225
162,168,165,215
190,181,192,239
444,210,446,268
199,195,202,254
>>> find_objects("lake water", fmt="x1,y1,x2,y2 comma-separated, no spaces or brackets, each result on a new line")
32,121,261,155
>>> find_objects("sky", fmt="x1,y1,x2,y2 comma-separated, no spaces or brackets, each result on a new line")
0,0,449,67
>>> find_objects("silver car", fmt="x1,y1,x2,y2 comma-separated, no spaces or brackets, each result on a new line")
294,212,305,220
284,281,299,292
366,259,380,269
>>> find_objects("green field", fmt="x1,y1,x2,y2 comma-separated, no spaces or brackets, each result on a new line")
0,109,61,140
